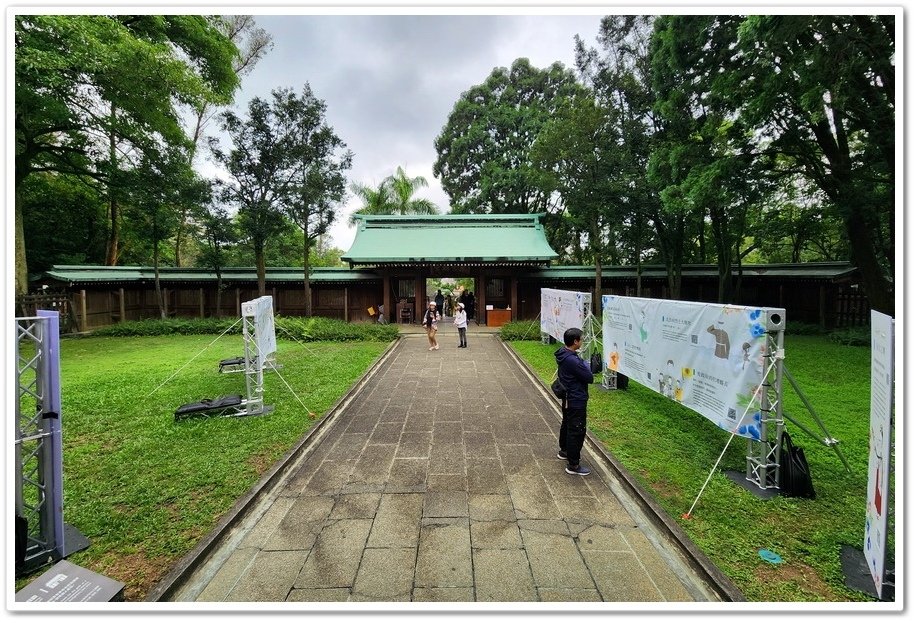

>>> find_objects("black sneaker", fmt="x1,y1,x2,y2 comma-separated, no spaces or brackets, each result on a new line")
556,450,567,460
565,464,591,476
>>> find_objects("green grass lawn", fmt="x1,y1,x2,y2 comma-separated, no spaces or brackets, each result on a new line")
15,334,390,600
16,331,882,603
510,335,880,602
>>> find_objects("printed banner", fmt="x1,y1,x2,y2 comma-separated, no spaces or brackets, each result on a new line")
602,295,784,440
540,288,589,343
864,310,894,599
242,296,277,368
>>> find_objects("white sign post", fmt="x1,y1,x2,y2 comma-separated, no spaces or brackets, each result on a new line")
864,310,894,599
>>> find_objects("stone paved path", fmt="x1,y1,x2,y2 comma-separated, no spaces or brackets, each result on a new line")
163,331,725,603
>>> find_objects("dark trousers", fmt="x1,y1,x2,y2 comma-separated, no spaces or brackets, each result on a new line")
558,404,587,467
458,327,467,346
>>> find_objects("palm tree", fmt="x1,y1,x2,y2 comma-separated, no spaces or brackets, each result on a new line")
348,166,438,225
347,180,394,225
387,166,438,216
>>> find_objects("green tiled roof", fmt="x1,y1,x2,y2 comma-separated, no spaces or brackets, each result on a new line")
342,214,558,266
38,265,381,285
520,262,857,280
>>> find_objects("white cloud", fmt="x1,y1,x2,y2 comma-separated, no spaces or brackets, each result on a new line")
196,13,604,253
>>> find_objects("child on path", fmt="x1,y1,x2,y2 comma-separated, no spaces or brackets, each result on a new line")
423,301,440,350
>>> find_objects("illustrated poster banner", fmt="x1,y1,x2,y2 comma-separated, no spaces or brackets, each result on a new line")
242,296,277,368
540,288,588,343
602,295,783,440
864,310,893,599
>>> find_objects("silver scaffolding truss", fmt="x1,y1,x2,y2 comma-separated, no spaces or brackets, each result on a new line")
15,311,88,574
744,319,786,490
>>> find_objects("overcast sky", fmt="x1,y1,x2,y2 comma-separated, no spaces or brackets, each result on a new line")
199,12,605,253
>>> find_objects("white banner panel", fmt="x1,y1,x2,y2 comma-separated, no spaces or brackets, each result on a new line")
241,296,277,368
540,288,589,343
602,295,784,440
865,310,893,599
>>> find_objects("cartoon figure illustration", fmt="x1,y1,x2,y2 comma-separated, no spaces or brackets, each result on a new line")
609,342,620,371
707,320,731,359
741,342,751,370
872,422,885,516
657,368,665,394
674,379,684,402
639,310,649,343
664,359,675,399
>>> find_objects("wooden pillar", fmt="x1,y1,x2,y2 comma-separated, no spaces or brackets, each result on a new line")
80,289,87,332
272,287,278,314
199,288,205,318
118,287,125,323
478,272,487,325
415,273,424,323
510,275,518,321
236,288,241,316
344,286,349,322
383,271,391,325
819,284,827,328
163,288,169,316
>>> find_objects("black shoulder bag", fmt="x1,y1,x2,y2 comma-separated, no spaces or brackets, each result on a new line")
779,431,816,499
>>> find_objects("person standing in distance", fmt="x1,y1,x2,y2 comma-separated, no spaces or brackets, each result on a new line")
555,327,593,476
453,302,468,348
423,301,440,351
435,290,445,317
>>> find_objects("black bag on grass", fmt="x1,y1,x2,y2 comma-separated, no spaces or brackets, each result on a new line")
590,352,602,374
779,431,816,499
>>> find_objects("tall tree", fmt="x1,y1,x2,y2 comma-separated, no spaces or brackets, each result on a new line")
574,16,661,295
14,15,240,294
175,15,273,266
387,166,438,216
736,15,894,314
211,86,347,296
433,58,586,214
197,201,238,317
280,86,353,316
658,15,895,313
348,179,395,225
532,93,619,309
123,147,207,317
348,167,437,224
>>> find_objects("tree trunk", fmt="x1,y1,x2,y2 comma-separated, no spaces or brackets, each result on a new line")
845,206,894,315
14,189,28,296
174,211,186,268
303,235,312,317
154,240,165,319
215,275,223,318
256,244,267,297
105,105,120,266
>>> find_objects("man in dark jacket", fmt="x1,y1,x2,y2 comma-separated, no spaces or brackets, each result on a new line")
554,327,593,476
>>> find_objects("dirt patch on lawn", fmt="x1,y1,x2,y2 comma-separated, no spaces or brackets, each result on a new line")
100,550,174,602
755,559,841,601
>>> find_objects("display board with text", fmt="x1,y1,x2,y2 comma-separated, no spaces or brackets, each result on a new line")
602,295,785,440
864,310,894,599
540,288,589,342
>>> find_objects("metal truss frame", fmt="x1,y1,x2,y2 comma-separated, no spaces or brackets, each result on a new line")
15,311,87,575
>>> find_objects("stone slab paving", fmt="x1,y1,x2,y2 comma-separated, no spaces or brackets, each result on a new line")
169,333,723,604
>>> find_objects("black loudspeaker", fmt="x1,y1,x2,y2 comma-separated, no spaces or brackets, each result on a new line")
615,372,629,390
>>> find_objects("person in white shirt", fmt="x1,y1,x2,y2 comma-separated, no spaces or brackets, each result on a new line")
453,302,468,348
